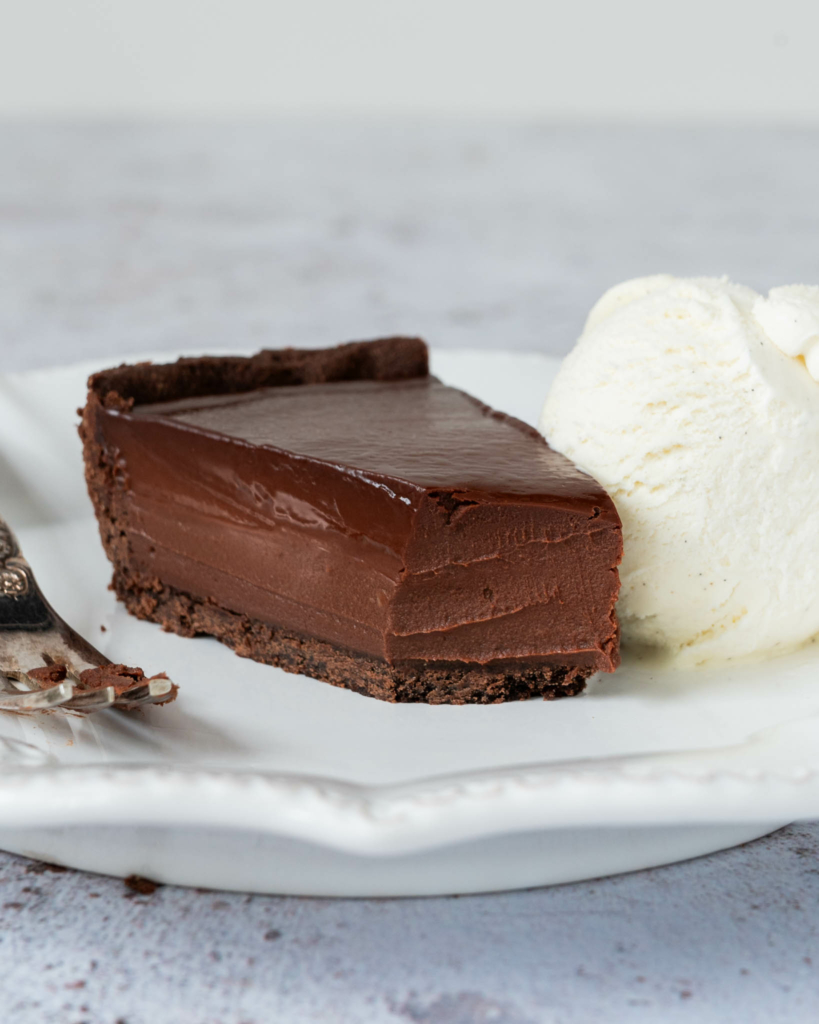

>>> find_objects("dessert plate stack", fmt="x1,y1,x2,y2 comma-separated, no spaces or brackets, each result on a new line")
0,350,817,896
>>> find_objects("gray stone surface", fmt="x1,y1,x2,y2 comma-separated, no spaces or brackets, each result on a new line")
2,121,819,1022
3,122,819,373
2,824,819,1024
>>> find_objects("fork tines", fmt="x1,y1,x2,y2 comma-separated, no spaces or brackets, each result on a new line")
0,669,174,713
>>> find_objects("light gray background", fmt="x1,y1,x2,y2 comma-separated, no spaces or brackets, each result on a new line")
4,121,819,374
2,120,819,1022
2,0,819,122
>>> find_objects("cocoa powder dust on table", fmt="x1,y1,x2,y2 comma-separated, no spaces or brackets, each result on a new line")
25,861,67,875
124,875,162,896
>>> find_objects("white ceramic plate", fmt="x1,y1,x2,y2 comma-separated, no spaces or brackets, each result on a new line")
0,349,816,896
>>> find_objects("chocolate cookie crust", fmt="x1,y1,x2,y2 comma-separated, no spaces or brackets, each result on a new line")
87,336,429,411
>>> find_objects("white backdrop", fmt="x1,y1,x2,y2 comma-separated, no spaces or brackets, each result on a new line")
2,0,819,121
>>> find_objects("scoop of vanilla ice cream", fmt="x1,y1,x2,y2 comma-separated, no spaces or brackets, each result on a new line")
540,275,819,666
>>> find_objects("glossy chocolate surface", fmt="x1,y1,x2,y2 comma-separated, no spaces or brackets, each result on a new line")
136,378,604,497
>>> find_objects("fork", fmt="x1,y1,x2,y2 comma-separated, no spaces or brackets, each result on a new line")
0,514,176,712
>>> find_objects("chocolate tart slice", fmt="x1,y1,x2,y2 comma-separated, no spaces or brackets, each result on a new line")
80,338,622,704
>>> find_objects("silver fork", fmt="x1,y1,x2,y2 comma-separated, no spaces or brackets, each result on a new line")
0,515,175,712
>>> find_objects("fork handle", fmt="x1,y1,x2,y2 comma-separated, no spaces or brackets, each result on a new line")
0,513,108,673
0,515,20,567
0,517,51,627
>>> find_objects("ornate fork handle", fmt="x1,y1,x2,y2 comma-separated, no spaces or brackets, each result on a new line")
0,518,15,562
0,518,27,594
0,520,53,632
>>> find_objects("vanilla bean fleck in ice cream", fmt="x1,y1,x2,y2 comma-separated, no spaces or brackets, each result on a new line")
540,275,819,666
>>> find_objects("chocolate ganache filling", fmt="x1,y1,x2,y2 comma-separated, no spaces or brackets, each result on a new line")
95,374,620,669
